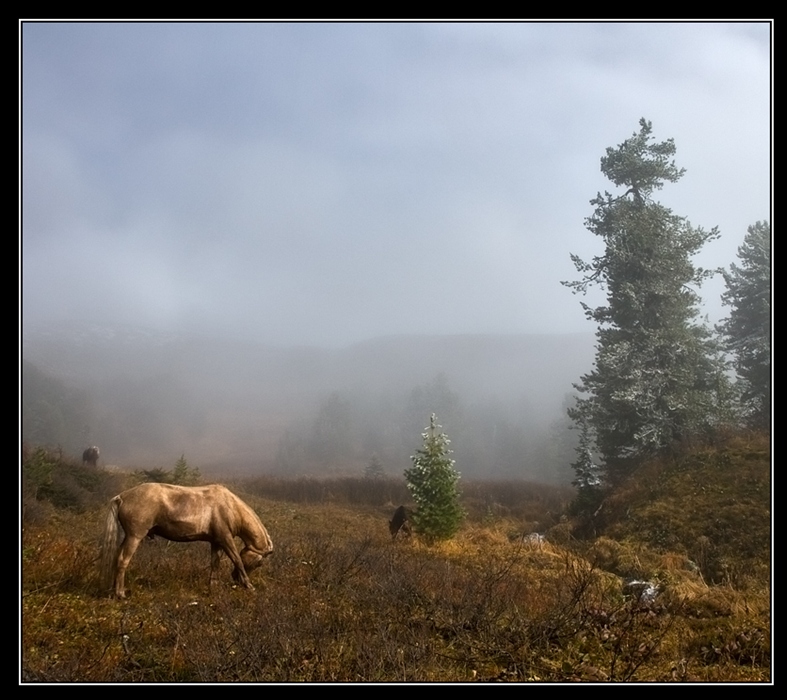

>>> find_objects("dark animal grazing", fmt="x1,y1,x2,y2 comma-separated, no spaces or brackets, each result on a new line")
99,483,273,599
389,505,412,540
82,446,100,467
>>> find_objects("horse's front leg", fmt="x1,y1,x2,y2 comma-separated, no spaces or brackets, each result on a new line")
210,543,222,587
220,538,254,590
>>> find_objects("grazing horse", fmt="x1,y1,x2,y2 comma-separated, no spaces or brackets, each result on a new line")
389,505,412,540
99,483,273,599
82,446,100,467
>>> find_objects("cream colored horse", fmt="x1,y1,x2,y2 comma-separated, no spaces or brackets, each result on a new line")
100,483,273,598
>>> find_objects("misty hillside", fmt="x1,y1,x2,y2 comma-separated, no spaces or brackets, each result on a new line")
22,323,595,479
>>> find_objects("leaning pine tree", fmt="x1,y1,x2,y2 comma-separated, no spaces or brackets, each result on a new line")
404,414,464,542
563,118,731,489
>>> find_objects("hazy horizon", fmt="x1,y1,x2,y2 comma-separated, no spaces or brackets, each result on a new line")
22,323,597,479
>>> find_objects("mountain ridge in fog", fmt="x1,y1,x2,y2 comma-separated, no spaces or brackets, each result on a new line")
22,322,595,477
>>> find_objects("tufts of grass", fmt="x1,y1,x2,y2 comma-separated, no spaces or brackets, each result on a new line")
22,445,133,524
22,490,770,682
585,432,770,589
21,435,770,683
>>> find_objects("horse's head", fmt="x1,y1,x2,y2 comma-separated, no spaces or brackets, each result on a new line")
240,546,268,573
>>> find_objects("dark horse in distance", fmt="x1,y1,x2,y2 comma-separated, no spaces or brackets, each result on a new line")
389,505,412,540
82,446,100,467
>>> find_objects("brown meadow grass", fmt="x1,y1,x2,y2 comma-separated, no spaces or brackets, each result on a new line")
21,436,770,682
22,502,769,681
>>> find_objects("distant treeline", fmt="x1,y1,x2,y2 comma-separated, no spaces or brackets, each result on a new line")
22,359,584,482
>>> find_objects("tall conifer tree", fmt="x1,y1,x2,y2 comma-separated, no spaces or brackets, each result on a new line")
564,119,729,485
718,221,771,427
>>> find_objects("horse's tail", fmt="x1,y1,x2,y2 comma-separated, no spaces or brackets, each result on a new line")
99,496,121,593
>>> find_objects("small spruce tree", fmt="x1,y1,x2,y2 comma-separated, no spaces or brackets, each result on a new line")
172,453,200,486
365,453,386,479
404,414,464,542
139,467,171,483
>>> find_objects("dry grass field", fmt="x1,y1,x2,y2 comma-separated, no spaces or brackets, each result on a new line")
21,435,770,683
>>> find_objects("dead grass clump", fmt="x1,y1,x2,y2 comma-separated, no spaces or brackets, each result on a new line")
658,551,698,573
666,583,769,620
453,523,511,550
544,520,573,546
585,537,654,580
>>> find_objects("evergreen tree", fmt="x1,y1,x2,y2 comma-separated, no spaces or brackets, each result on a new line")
310,392,352,465
401,374,463,452
563,119,729,486
364,453,386,479
718,221,771,427
404,414,464,542
172,453,200,485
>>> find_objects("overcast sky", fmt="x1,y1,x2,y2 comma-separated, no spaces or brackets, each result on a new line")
21,22,771,348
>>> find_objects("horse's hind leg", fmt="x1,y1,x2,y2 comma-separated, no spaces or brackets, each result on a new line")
115,535,143,599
